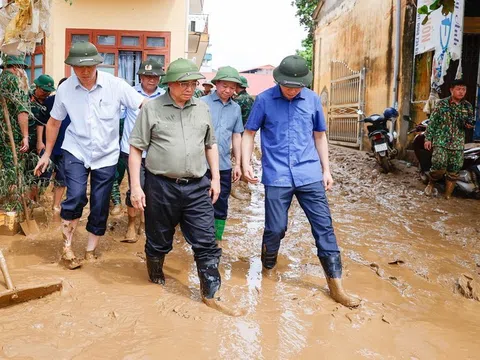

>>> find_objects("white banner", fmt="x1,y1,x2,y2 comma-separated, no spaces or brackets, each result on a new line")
415,0,465,87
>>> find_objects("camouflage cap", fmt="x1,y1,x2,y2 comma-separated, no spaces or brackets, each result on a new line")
137,59,165,76
34,74,56,92
1,54,28,67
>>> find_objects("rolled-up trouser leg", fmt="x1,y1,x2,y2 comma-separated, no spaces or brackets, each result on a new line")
295,181,340,258
86,163,116,236
60,151,89,221
144,171,182,258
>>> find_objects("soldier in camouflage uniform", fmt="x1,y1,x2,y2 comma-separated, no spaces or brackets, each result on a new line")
424,79,475,199
194,87,204,98
0,55,30,169
234,76,254,126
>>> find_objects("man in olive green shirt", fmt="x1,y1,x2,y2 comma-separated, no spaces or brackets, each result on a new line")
129,59,237,315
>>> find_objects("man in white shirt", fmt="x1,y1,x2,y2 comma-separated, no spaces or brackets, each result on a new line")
35,41,146,269
120,59,165,243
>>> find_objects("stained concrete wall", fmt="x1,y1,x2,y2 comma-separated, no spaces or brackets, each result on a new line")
314,0,415,152
45,0,187,83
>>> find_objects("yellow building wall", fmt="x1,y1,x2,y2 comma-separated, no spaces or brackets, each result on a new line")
314,0,409,150
45,0,187,83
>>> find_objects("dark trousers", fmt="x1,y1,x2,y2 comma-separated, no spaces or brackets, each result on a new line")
144,170,222,261
206,169,232,220
263,181,340,257
122,151,146,208
61,151,116,236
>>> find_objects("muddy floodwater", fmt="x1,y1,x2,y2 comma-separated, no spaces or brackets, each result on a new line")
1,145,480,359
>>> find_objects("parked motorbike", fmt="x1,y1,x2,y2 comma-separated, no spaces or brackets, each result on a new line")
359,107,399,173
409,120,480,198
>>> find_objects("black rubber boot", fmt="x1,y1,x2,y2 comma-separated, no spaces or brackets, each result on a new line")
319,253,343,278
261,245,278,270
146,255,166,285
196,258,221,299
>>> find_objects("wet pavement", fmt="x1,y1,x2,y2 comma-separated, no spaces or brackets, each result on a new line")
1,145,479,359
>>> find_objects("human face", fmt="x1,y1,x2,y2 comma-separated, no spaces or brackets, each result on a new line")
140,74,160,94
203,84,213,94
450,85,467,102
279,85,303,101
34,87,51,102
168,80,198,105
72,65,97,85
216,80,237,102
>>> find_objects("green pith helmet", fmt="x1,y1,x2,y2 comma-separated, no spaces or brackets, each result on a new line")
202,80,214,88
273,55,312,88
239,75,249,88
137,59,165,76
64,41,104,67
162,58,205,83
1,54,28,67
34,74,56,92
211,66,242,85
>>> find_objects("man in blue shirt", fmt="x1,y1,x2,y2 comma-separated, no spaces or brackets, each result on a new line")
241,55,360,308
120,59,165,242
201,66,243,241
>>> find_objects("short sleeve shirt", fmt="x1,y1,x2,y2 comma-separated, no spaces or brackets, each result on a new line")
245,85,327,187
200,91,243,170
129,91,216,178
50,71,144,169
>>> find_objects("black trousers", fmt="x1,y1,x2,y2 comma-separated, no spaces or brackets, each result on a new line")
206,169,232,220
144,170,222,261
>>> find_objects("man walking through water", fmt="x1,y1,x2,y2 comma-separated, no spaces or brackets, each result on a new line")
128,58,240,316
242,55,360,308
424,79,475,199
35,41,146,269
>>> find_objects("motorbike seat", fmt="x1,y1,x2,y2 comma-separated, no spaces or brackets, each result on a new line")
364,114,385,123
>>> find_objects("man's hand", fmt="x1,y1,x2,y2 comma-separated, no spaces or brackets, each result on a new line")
242,163,259,184
323,170,334,191
19,137,29,153
424,141,432,151
130,185,146,210
466,124,474,129
232,164,242,183
209,177,220,204
36,141,45,155
34,153,50,176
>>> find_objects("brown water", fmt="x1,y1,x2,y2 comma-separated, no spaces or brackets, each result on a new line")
1,145,480,359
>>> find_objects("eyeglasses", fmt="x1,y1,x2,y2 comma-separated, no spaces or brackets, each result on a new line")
177,81,199,89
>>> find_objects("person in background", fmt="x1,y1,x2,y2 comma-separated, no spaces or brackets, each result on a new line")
424,79,475,199
201,66,243,241
119,59,165,242
202,80,214,96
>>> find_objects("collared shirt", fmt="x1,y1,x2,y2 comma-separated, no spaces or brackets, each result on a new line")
120,83,165,156
425,96,474,150
245,85,327,187
50,71,144,169
201,91,243,170
129,91,216,178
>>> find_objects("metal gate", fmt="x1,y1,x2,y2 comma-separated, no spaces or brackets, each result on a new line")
328,61,366,148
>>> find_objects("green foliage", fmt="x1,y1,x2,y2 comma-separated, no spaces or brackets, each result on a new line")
418,0,455,25
291,0,317,70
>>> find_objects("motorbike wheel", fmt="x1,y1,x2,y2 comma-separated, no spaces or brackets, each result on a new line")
377,154,391,173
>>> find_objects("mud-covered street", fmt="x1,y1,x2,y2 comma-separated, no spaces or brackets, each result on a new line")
1,145,480,359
